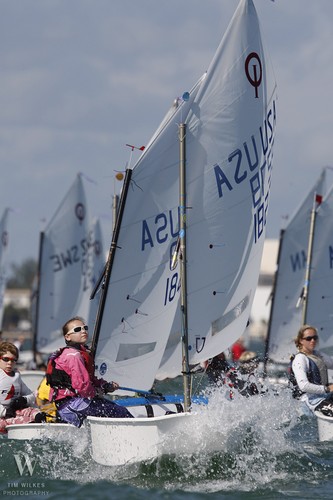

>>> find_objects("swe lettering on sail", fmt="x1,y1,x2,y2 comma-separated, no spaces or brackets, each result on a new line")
50,233,102,291
214,99,276,243
50,245,81,271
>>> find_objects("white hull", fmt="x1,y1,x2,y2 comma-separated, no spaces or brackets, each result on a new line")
88,412,226,466
315,411,333,442
20,370,45,392
6,423,76,440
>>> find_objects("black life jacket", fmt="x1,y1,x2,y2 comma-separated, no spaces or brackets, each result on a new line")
287,352,321,399
46,346,72,391
206,357,232,384
45,344,93,395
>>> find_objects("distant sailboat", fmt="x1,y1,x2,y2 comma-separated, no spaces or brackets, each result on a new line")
88,0,277,466
286,181,333,442
263,167,333,442
33,173,105,356
264,169,327,369
0,208,10,330
303,183,333,354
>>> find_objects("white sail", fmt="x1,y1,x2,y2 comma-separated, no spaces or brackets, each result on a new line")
305,184,333,356
93,77,205,390
93,0,277,391
0,208,10,329
265,169,327,364
158,0,277,377
35,173,99,353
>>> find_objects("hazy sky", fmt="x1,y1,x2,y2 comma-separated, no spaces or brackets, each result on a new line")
1,0,333,266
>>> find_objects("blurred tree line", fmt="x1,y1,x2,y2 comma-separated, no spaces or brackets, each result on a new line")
2,258,37,332
7,258,37,289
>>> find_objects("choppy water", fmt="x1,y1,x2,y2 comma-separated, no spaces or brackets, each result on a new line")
1,339,332,499
1,376,333,500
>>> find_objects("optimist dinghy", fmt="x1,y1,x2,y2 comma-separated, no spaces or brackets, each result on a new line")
88,0,277,466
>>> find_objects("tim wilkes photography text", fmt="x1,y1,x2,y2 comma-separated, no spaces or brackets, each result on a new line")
2,452,49,497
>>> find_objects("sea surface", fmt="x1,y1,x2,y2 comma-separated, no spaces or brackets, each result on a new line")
1,339,333,500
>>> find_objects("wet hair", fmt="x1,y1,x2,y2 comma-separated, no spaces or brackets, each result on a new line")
0,341,19,359
62,316,85,336
295,324,317,350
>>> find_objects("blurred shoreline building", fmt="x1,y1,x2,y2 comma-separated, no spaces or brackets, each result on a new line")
250,239,278,339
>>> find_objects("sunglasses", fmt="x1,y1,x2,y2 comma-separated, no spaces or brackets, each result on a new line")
0,356,18,363
302,335,318,342
67,324,89,335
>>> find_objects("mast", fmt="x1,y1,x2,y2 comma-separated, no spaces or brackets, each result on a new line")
32,231,44,364
0,208,10,332
298,192,322,325
91,192,120,301
90,169,132,355
179,123,191,412
112,194,119,232
263,228,284,377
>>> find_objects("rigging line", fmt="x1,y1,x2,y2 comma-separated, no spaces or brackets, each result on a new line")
129,178,144,192
125,143,145,170
118,386,164,399
191,365,208,398
79,171,97,184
